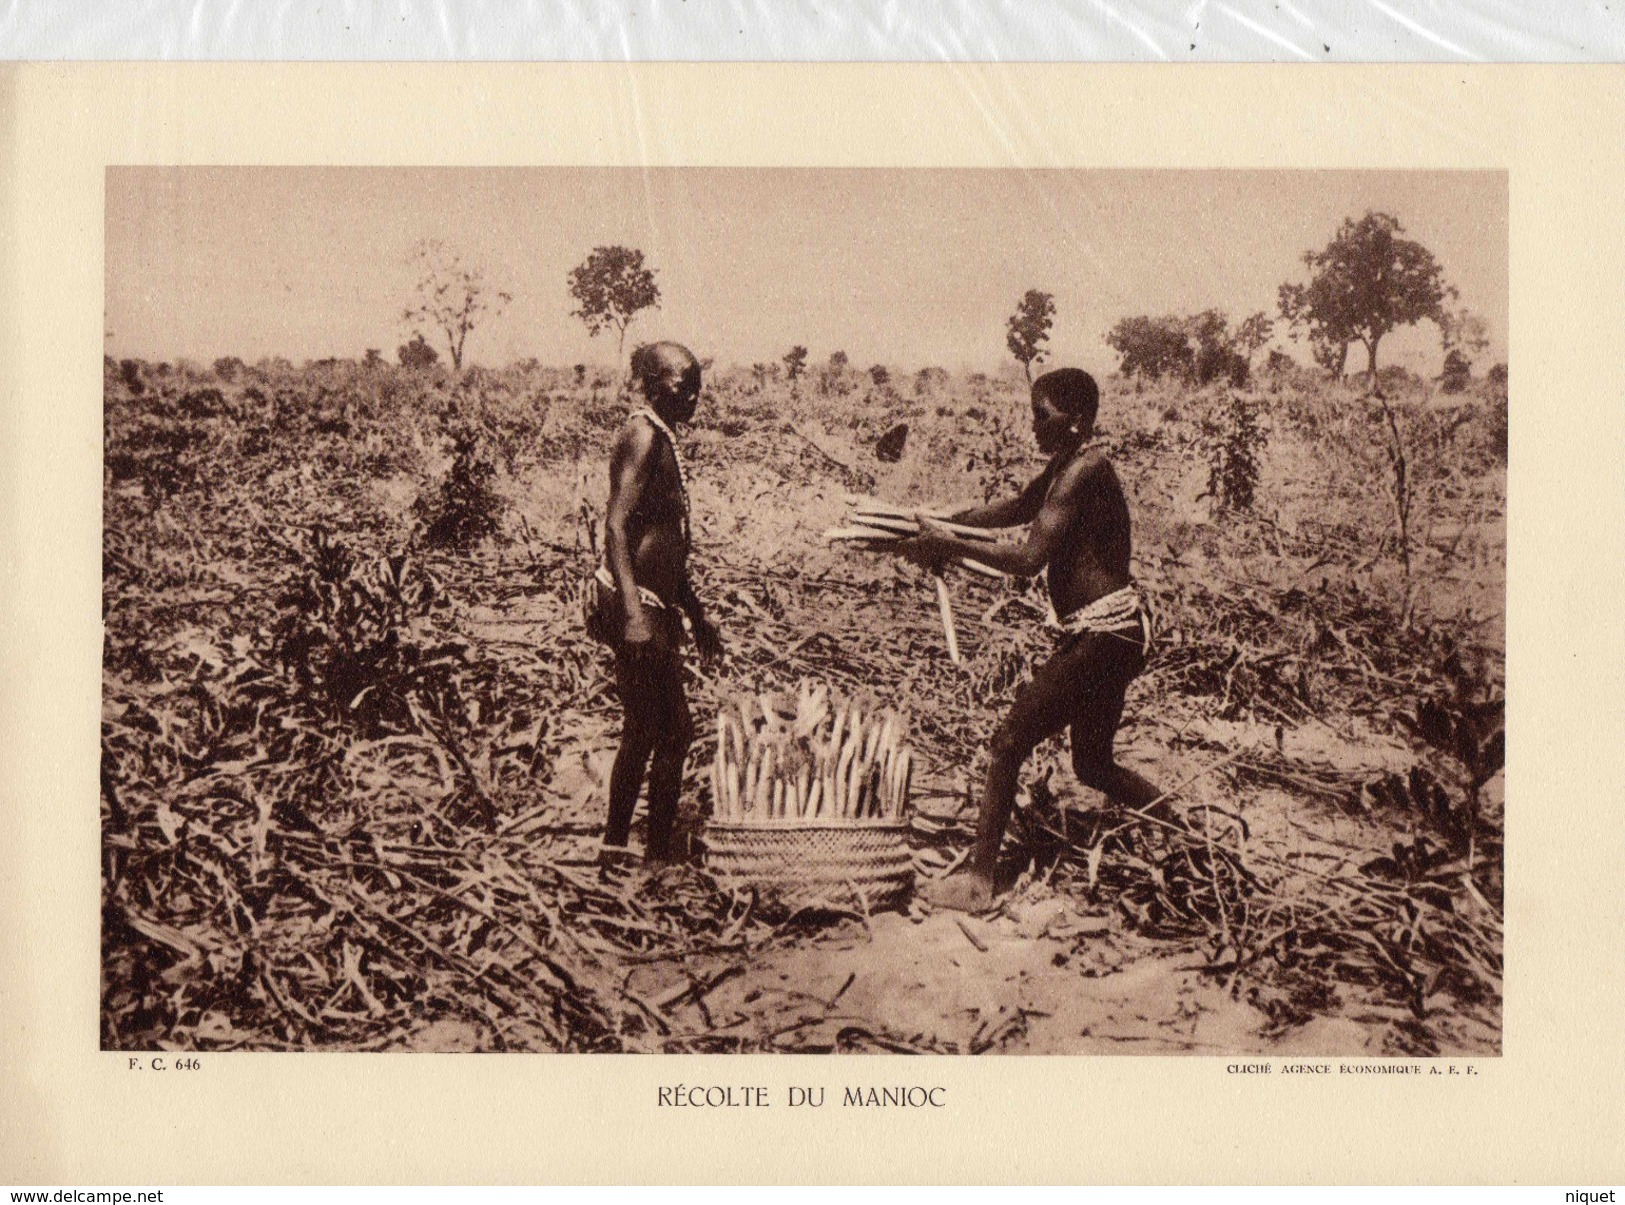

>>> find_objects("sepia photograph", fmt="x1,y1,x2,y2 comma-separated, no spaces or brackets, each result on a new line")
100,166,1507,1058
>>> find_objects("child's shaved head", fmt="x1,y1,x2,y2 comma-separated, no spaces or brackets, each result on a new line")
1033,368,1099,429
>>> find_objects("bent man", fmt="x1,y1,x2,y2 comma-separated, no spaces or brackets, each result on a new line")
891,368,1163,911
585,342,722,868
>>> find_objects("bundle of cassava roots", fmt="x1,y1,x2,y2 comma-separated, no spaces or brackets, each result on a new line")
711,681,913,824
822,495,1008,665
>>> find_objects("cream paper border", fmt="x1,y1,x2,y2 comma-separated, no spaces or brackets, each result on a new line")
1,64,1621,1185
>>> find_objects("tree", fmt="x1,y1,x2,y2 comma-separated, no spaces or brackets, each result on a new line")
212,356,245,383
567,245,661,359
398,333,440,370
1006,289,1056,383
1439,349,1473,394
1106,315,1194,381
819,350,851,397
1311,335,1351,380
783,346,808,381
868,364,890,388
1278,211,1455,382
1187,309,1248,386
1234,311,1274,370
1438,306,1490,369
402,239,512,373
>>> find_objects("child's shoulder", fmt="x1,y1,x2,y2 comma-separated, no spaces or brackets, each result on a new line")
1062,441,1112,479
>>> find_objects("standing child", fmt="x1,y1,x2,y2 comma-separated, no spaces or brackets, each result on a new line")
888,368,1163,911
584,342,723,868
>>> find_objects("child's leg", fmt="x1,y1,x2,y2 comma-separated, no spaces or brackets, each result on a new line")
1068,630,1162,812
969,641,1090,883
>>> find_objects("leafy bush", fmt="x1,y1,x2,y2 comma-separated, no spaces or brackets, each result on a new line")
269,529,469,739
177,388,226,419
1106,315,1194,381
415,427,503,550
398,333,441,370
1439,350,1472,394
1200,392,1266,512
104,413,211,500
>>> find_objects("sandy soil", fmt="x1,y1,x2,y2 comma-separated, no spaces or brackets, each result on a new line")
442,536,1501,1058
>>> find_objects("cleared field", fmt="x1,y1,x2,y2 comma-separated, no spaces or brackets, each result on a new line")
100,355,1505,1054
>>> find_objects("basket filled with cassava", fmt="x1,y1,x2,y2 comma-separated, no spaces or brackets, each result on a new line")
706,681,916,913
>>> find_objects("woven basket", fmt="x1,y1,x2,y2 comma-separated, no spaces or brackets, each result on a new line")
704,819,914,913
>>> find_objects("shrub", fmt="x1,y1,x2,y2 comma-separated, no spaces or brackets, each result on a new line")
118,359,145,396
415,428,503,550
1106,316,1194,381
177,388,226,419
1188,310,1249,387
269,529,470,740
1439,350,1472,394
1375,364,1425,396
398,334,441,371
1200,393,1266,512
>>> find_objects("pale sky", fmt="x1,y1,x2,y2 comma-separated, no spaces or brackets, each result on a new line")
105,168,1506,375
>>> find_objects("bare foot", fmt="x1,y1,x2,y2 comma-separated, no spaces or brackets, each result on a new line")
920,873,996,913
597,846,638,881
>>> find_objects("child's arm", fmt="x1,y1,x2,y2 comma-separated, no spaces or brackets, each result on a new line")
909,456,1091,576
948,460,1058,529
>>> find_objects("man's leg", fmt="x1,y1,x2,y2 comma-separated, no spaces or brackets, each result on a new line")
642,639,693,863
605,644,661,854
1069,630,1163,812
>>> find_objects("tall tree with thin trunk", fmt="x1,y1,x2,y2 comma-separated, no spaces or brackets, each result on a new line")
568,246,661,360
1006,289,1056,383
402,239,512,373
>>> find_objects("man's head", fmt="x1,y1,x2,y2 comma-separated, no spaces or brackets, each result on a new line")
630,342,702,425
1030,368,1100,454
